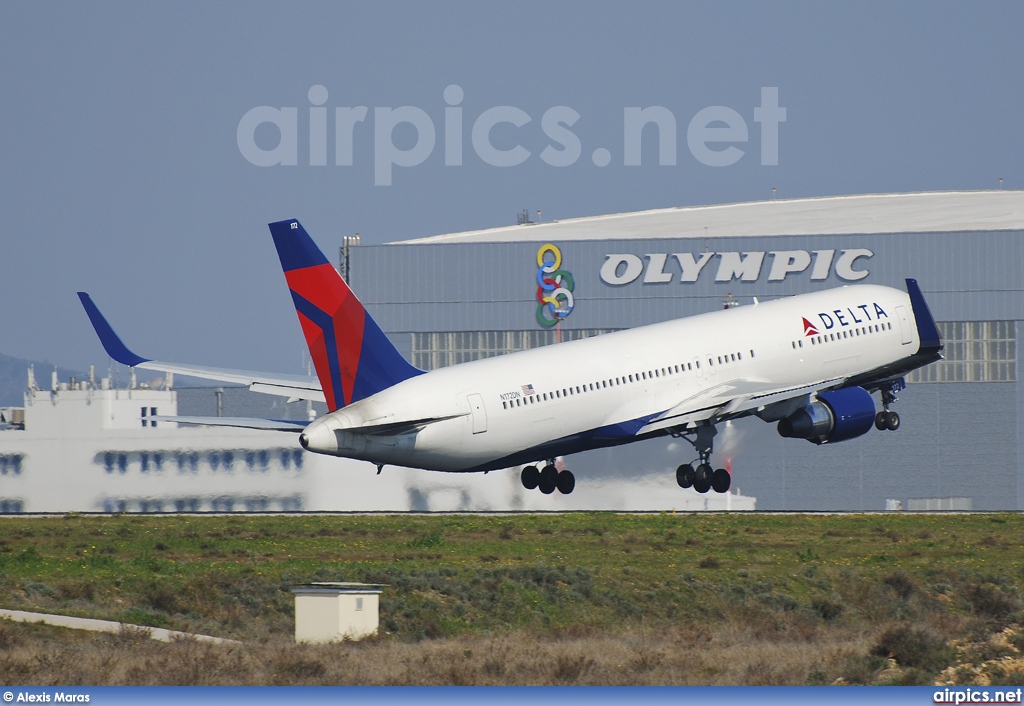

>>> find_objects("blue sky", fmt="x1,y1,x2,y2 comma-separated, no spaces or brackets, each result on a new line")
1,1,1022,374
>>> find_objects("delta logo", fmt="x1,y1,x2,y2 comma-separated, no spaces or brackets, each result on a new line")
803,303,889,336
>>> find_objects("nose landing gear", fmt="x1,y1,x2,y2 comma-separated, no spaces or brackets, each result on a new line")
875,379,905,431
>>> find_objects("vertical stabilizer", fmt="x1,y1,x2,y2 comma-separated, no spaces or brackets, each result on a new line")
268,219,422,411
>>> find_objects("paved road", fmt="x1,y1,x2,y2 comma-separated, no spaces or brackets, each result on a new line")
0,608,238,644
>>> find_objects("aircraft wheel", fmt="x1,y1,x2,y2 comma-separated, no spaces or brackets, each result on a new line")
676,463,695,489
539,464,558,494
693,464,713,494
556,469,575,495
711,468,731,494
885,411,900,431
521,465,540,490
875,411,887,431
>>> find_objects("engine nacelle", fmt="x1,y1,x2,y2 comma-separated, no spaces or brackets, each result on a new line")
777,386,876,445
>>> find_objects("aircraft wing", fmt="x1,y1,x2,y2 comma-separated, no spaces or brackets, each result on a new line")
78,293,324,403
637,376,846,435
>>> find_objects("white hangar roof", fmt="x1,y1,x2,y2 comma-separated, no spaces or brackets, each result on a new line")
396,191,1024,245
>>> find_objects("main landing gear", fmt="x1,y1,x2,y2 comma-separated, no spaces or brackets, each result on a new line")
875,379,905,432
521,461,575,495
673,423,731,494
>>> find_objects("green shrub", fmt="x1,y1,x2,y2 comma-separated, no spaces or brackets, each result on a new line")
871,623,952,672
811,595,844,622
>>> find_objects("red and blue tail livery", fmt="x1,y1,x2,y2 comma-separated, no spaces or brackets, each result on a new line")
268,219,422,412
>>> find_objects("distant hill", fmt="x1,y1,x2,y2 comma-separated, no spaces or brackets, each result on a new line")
0,352,242,408
0,352,84,406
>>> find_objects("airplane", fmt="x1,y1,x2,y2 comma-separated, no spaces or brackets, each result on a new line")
78,219,943,496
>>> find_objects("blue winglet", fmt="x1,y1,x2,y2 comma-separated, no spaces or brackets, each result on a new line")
77,293,150,367
905,279,943,354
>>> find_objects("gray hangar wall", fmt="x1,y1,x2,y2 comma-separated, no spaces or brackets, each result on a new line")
349,229,1024,511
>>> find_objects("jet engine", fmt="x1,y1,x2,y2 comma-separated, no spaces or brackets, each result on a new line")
777,386,876,444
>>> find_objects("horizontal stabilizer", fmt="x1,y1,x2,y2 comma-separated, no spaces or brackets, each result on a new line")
153,416,306,432
344,412,466,436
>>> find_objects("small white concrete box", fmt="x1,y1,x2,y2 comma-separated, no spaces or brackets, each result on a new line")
291,582,385,643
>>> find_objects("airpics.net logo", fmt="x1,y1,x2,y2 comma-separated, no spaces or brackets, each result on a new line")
237,85,786,185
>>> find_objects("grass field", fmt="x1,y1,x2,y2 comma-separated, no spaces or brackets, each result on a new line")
1,512,1023,685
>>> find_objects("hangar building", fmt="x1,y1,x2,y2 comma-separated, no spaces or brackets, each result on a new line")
347,191,1024,511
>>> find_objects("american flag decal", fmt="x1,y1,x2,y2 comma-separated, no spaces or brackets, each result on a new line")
521,384,535,396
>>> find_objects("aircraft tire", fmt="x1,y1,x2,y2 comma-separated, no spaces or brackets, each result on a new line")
539,465,558,494
556,470,575,495
521,465,540,490
711,468,731,493
693,464,713,494
885,411,900,431
676,463,695,489
875,411,887,431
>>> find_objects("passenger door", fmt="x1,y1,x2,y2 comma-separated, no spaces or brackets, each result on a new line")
467,393,488,434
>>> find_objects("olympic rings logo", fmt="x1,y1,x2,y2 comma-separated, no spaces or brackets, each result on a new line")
535,243,574,327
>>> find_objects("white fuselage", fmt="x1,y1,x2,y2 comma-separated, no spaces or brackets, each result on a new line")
300,284,922,472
